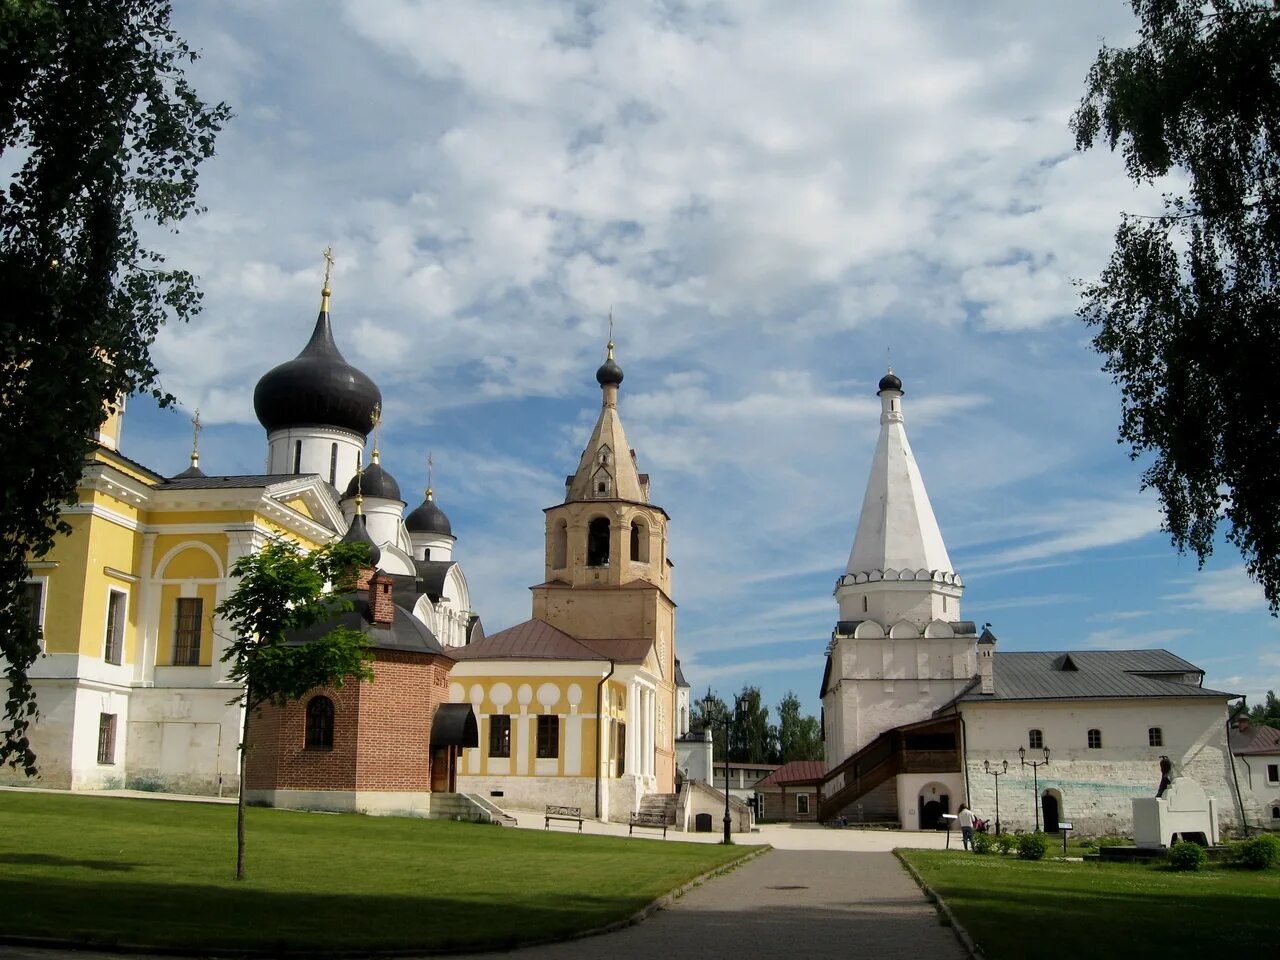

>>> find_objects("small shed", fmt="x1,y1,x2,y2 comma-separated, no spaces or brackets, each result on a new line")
755,760,826,822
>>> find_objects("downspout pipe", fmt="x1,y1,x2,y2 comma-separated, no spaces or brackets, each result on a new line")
595,659,616,820
1227,697,1251,836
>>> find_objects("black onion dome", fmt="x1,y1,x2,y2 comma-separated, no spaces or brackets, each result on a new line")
340,513,381,567
406,493,453,537
253,310,382,436
596,357,624,386
172,460,206,480
344,460,401,502
877,371,903,394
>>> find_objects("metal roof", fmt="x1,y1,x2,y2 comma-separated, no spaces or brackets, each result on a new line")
959,649,1234,703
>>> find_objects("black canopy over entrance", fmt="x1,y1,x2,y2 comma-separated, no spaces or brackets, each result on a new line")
431,703,479,748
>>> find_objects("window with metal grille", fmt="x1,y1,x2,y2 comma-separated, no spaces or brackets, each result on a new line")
22,581,43,648
488,714,511,758
1087,728,1102,749
97,713,117,764
104,590,126,664
173,598,203,666
1148,727,1163,747
1027,728,1043,750
305,696,334,749
536,715,559,759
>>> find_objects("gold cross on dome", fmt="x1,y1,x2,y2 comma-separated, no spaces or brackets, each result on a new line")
191,408,202,456
322,245,335,289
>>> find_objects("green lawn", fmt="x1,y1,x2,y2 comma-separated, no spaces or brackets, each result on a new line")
899,849,1280,959
0,791,756,953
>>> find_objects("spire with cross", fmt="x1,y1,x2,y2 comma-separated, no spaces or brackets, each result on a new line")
320,245,334,311
370,402,382,464
190,408,202,470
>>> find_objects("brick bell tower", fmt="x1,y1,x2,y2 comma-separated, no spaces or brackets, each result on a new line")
532,337,678,792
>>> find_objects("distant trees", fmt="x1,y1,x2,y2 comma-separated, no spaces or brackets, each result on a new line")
1248,690,1280,730
691,686,824,764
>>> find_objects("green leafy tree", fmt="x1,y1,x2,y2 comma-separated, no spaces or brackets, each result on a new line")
1,1,230,773
1071,1,1280,608
1248,689,1280,729
216,538,374,880
729,686,778,764
776,691,824,763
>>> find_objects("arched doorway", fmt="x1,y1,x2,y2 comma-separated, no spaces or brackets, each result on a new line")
917,782,951,830
1041,789,1061,833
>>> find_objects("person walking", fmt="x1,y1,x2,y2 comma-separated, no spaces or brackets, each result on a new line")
957,804,976,851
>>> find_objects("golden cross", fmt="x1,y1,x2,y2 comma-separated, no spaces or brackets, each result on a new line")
191,408,202,456
426,451,434,496
322,245,335,289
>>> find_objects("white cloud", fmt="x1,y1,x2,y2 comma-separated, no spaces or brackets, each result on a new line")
1083,627,1193,650
1167,566,1274,616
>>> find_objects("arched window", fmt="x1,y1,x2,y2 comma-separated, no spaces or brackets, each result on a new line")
629,519,649,562
1148,727,1163,747
862,596,868,613
553,519,568,568
587,517,610,567
1028,729,1043,750
1087,728,1102,749
305,696,334,750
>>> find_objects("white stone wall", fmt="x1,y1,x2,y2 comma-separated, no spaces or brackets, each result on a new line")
897,771,966,832
266,425,364,493
960,698,1247,836
125,688,244,796
1236,751,1280,828
456,774,599,815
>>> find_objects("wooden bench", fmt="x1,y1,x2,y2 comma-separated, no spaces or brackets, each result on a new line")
544,804,584,832
628,811,669,838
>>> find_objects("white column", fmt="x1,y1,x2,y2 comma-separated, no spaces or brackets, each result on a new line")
134,532,158,685
644,688,654,778
516,707,530,775
627,682,640,776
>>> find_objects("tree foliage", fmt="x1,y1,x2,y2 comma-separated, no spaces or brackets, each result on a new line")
729,686,776,764
215,538,374,879
776,691,824,763
1071,0,1280,609
0,1,230,773
1248,689,1280,729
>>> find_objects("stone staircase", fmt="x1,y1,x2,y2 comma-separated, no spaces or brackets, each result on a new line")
428,792,517,826
639,792,678,823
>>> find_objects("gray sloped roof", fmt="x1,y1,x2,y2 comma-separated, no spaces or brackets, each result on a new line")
674,657,689,688
414,559,458,604
959,649,1235,702
286,595,448,657
160,473,300,490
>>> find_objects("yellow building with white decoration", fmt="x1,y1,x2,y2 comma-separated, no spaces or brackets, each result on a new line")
450,340,679,821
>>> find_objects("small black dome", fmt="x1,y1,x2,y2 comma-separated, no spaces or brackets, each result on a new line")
254,310,382,436
877,371,903,394
344,459,401,502
172,460,206,480
406,492,453,537
596,357,624,386
340,513,381,567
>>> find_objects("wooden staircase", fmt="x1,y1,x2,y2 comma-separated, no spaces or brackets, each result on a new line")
818,734,900,822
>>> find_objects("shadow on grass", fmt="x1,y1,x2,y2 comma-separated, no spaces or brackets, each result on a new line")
0,853,134,871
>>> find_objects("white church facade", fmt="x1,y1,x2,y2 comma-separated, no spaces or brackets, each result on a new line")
820,371,1256,836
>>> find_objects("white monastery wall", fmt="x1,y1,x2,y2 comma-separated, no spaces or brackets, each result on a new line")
960,698,1245,835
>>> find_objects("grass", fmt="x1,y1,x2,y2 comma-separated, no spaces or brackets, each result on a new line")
899,848,1280,959
0,790,756,954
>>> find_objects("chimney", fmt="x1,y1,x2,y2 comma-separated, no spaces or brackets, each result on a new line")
1236,716,1251,733
977,626,997,695
370,572,395,626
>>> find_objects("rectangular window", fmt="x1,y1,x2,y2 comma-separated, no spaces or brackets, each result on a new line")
173,597,203,666
1148,727,1163,747
329,442,338,485
1087,728,1102,749
1268,763,1279,784
616,722,626,776
1028,729,1043,750
488,714,511,758
21,581,44,648
103,590,126,665
536,715,559,759
97,713,117,764
796,793,810,815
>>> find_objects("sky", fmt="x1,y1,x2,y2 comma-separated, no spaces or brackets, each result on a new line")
117,0,1279,720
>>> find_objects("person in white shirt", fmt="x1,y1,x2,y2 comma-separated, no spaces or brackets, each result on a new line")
957,804,976,851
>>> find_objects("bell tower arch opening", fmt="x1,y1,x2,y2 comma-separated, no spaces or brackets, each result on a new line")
587,517,611,567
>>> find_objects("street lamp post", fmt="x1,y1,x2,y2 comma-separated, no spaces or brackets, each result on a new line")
983,759,1009,835
1018,745,1051,832
702,691,744,845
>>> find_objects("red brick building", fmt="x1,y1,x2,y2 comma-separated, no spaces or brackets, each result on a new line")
245,553,477,816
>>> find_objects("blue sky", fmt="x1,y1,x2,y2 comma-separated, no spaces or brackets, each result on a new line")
121,0,1279,718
